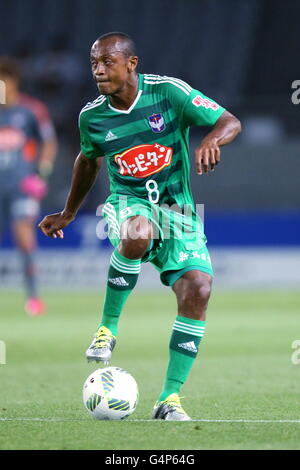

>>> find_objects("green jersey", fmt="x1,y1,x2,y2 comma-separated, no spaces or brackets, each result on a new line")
79,73,225,209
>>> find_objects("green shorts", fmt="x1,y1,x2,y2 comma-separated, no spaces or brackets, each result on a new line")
102,194,214,286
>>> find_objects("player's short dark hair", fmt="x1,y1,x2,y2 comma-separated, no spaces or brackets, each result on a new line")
96,32,137,58
0,57,20,81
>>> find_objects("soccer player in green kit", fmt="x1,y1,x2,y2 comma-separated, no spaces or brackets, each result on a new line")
39,32,241,420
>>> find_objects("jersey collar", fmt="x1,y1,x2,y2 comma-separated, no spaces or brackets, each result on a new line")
107,74,143,114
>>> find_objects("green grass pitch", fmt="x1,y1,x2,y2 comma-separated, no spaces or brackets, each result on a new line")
0,289,299,450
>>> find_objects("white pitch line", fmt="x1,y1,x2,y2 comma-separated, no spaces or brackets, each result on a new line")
1,418,300,423
125,419,300,423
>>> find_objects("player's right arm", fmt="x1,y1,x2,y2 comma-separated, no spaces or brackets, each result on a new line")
39,104,104,238
38,152,103,238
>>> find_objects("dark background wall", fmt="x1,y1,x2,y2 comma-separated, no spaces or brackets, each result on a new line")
1,0,297,104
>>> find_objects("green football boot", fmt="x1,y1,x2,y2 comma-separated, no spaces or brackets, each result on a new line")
152,393,192,421
86,326,116,365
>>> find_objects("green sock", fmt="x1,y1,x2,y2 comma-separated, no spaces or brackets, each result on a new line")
98,250,141,336
159,316,206,401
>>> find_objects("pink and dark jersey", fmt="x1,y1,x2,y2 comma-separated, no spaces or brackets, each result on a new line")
0,103,42,187
19,94,56,141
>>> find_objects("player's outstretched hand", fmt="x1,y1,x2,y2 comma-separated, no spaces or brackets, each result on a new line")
195,137,221,175
38,212,75,239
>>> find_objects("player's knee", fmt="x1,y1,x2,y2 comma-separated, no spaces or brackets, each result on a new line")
181,276,212,309
121,216,153,241
119,216,153,258
193,277,212,304
198,283,212,305
119,237,150,258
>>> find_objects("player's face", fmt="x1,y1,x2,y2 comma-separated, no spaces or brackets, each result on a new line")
90,39,137,96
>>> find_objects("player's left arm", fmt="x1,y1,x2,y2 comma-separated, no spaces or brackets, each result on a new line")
162,79,241,175
36,104,58,179
195,110,241,175
38,137,58,178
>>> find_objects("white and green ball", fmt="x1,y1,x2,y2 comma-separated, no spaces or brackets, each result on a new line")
83,367,139,420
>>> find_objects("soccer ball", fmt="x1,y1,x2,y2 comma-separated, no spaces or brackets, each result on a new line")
83,367,139,420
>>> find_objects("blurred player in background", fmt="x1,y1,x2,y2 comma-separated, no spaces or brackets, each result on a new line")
0,58,57,316
39,33,241,419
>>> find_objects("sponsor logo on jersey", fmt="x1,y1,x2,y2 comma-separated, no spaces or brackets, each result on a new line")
115,143,173,178
148,113,166,133
178,341,198,353
105,130,117,142
0,127,25,151
192,95,220,111
178,251,210,263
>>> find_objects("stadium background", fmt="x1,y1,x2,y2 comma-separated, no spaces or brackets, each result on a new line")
0,0,300,451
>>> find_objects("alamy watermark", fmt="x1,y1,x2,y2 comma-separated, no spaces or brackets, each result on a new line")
95,198,206,248
291,340,300,365
0,80,6,104
0,341,6,365
291,80,300,105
